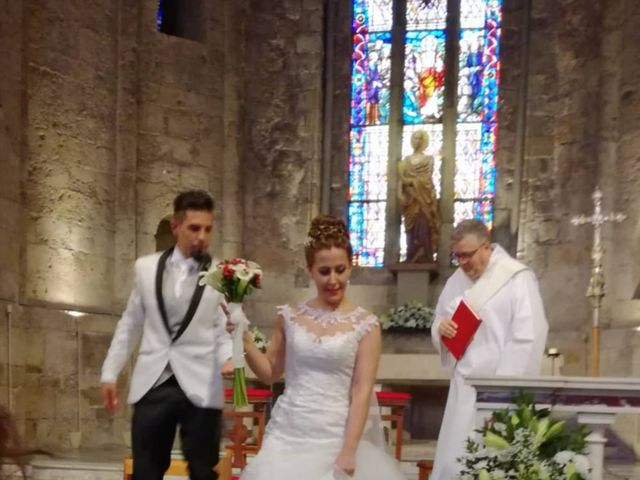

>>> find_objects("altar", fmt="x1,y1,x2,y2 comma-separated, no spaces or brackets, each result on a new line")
467,375,640,480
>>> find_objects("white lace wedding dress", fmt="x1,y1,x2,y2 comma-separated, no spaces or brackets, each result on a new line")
241,303,406,480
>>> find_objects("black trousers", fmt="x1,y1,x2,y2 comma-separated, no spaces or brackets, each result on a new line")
131,376,222,480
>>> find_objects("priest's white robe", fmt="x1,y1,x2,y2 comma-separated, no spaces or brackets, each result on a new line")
430,245,549,480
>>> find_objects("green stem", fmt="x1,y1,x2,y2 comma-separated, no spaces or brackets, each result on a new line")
232,367,248,408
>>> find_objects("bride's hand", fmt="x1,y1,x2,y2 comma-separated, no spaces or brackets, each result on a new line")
220,303,235,334
334,451,356,477
226,318,235,334
226,318,252,346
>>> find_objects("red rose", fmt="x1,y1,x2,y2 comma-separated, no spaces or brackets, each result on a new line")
251,274,261,288
222,266,235,279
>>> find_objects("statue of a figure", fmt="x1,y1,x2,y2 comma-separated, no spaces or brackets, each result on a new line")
398,130,440,263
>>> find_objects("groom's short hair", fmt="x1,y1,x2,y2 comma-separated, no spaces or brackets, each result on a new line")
173,190,214,216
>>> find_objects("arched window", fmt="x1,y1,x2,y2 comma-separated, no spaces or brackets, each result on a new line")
155,216,175,252
347,0,502,267
156,0,205,42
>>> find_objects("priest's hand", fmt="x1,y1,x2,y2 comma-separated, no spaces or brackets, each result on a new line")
438,319,458,339
101,382,119,413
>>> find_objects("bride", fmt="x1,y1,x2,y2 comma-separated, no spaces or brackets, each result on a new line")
236,215,406,480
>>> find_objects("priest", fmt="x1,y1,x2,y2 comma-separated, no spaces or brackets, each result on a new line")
430,220,549,480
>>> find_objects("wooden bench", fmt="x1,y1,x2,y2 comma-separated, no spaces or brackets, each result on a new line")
376,390,412,460
123,449,232,480
223,388,272,469
417,459,434,480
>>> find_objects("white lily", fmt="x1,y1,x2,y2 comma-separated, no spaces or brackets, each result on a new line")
246,260,261,272
235,267,254,281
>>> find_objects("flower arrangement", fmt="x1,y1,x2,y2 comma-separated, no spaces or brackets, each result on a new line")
456,393,590,480
379,301,434,330
200,258,262,407
200,259,262,302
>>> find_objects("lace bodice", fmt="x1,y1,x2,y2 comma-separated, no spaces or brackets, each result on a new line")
263,303,379,444
241,303,406,480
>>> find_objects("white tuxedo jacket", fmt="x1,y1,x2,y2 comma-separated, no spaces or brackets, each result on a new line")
101,250,232,408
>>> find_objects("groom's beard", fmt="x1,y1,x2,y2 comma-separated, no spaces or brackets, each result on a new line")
190,251,210,266
188,244,206,262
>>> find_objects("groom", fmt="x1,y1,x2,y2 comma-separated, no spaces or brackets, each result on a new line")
101,190,233,480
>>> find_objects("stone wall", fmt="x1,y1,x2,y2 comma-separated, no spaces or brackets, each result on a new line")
513,0,640,451
240,0,325,326
516,0,602,371
0,0,25,305
0,0,249,449
517,0,640,382
1,0,640,454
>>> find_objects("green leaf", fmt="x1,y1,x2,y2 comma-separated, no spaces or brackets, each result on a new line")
483,431,510,450
543,420,565,442
521,405,532,425
478,469,491,480
535,417,550,443
528,416,538,435
510,413,520,427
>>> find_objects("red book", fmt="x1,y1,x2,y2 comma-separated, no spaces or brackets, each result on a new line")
441,300,482,360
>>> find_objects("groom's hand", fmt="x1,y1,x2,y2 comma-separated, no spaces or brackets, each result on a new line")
101,382,119,413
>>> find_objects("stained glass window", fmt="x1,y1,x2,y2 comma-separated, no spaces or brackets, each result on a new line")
456,0,501,228
406,0,448,30
348,126,388,266
349,0,394,267
347,0,502,266
403,31,447,124
157,0,166,31
351,32,393,127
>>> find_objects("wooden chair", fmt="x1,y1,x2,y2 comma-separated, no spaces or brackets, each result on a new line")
375,390,412,460
123,449,232,480
223,388,272,470
417,459,434,480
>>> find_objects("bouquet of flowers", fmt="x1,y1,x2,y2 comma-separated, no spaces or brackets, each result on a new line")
456,393,590,480
200,258,262,407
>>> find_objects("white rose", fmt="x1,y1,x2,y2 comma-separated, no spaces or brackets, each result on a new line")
573,454,590,477
553,450,575,466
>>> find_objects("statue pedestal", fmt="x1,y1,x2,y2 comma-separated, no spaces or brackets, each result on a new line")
388,262,437,306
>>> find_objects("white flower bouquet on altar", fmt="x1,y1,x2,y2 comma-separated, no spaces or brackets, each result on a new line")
200,258,262,407
456,393,590,480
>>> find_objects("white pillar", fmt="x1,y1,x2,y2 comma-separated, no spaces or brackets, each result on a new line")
577,412,614,480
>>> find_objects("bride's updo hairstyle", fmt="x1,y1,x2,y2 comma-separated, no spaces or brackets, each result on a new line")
304,215,353,268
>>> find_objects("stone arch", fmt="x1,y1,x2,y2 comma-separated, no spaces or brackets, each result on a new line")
155,215,175,252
